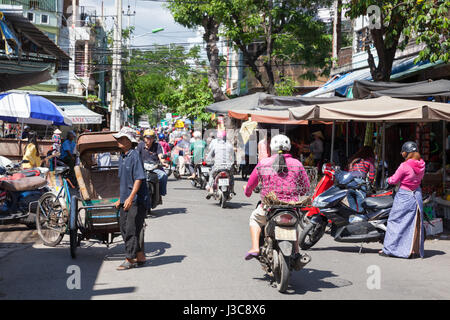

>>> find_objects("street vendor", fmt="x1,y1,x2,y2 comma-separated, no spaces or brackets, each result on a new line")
380,141,425,259
114,127,149,270
22,131,41,169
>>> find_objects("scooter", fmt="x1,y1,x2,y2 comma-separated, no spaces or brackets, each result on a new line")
256,202,311,293
190,161,210,190
144,162,163,215
210,168,235,208
298,169,395,250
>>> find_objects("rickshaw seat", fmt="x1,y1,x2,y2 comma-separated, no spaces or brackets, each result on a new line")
75,166,120,201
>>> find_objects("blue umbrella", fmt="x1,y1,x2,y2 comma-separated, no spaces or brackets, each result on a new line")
0,92,72,126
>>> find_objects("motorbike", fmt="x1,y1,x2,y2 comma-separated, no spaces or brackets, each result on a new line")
256,202,312,293
190,161,210,190
143,162,163,215
163,152,172,178
210,168,235,208
298,168,397,250
299,163,335,229
0,160,50,228
172,150,192,180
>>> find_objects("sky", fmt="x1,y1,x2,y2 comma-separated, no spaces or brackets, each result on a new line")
80,0,204,48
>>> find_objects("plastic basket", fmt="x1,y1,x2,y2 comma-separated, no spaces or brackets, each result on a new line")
257,165,317,203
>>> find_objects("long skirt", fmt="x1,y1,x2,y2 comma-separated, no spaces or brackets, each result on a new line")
382,188,424,258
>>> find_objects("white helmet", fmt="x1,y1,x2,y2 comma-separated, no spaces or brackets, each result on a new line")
270,134,291,153
193,131,202,139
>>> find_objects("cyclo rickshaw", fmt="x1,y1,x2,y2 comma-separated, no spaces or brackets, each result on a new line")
35,131,143,259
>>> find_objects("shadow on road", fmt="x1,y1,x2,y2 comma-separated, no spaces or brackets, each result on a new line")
0,239,186,299
309,245,446,259
148,207,187,218
224,202,252,209
253,268,347,295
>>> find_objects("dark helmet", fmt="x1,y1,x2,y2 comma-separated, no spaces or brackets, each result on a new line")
401,141,418,154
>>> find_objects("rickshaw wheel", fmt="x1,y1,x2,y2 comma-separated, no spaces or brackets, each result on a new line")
69,196,79,259
36,192,65,247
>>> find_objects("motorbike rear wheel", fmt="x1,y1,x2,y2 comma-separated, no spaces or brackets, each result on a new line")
173,170,181,180
298,221,326,250
274,250,290,293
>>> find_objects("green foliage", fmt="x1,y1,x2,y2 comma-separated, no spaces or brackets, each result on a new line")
167,0,332,92
123,45,214,126
275,78,295,96
345,0,449,68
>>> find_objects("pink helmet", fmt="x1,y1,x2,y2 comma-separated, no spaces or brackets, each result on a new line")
217,130,227,140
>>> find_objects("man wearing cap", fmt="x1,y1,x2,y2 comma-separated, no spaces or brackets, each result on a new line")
113,127,149,270
137,129,168,199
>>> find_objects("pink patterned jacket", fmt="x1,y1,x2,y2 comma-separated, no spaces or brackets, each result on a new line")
245,154,310,202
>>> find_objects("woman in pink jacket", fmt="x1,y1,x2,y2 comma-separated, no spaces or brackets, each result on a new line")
243,134,310,260
381,141,426,259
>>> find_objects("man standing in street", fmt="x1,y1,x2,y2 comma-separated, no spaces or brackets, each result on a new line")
113,127,149,270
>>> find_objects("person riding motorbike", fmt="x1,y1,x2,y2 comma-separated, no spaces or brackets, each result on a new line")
205,130,235,199
172,133,194,176
137,129,168,199
188,131,206,180
243,134,310,263
158,133,171,155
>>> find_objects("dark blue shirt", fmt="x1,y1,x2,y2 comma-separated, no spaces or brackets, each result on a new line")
118,148,149,208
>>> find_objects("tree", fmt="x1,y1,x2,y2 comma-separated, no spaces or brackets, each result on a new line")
122,45,215,125
166,0,229,102
219,0,332,94
345,0,449,82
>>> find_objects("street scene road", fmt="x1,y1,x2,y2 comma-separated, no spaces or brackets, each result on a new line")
1,177,449,300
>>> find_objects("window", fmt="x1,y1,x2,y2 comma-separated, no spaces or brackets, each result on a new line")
29,1,39,9
27,12,34,22
41,14,49,24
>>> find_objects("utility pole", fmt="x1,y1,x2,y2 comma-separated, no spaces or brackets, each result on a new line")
111,0,122,131
332,0,342,68
123,4,136,125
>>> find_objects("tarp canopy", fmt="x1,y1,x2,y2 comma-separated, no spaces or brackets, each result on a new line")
56,102,103,125
288,96,450,122
369,79,450,99
352,80,429,99
0,92,72,126
303,56,424,97
206,92,350,114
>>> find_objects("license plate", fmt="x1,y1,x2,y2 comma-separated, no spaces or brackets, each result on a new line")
201,167,210,173
275,226,297,241
218,179,229,186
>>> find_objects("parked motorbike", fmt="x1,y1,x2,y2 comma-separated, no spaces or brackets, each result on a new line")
0,160,50,228
256,202,312,292
190,161,210,190
298,168,396,250
210,168,234,208
144,162,163,215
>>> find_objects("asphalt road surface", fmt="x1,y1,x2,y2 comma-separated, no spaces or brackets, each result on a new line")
1,177,449,299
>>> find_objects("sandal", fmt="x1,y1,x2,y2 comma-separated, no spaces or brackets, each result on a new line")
244,251,259,261
136,260,147,267
117,260,136,270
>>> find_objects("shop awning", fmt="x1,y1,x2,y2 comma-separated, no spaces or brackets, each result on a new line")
229,109,309,125
288,96,450,122
369,79,450,99
303,56,423,97
206,92,350,114
56,102,103,124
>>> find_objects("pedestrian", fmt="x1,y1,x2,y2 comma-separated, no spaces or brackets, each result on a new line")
310,131,324,166
380,141,426,259
113,127,149,270
22,131,41,169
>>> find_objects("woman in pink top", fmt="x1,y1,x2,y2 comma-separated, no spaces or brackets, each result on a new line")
243,135,310,260
381,141,426,259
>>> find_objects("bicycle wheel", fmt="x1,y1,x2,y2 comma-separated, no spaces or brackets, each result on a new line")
36,192,66,247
